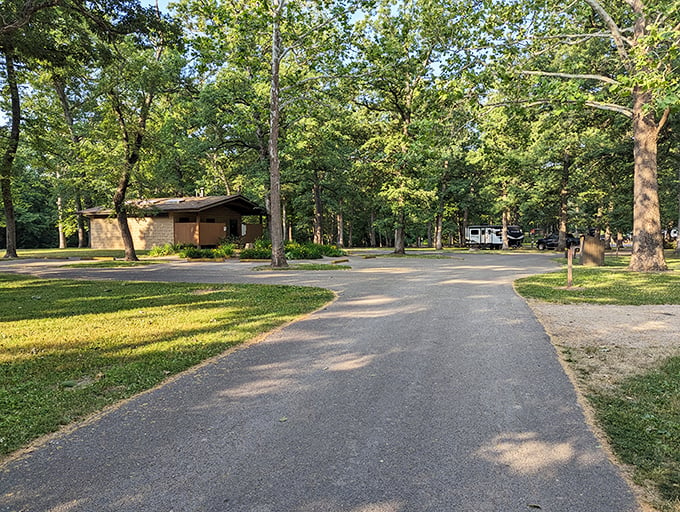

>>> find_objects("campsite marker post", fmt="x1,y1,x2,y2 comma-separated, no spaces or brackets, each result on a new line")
567,246,575,288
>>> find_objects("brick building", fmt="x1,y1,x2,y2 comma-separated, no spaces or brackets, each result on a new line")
80,195,264,250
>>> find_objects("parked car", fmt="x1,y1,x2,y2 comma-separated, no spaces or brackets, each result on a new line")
536,232,580,250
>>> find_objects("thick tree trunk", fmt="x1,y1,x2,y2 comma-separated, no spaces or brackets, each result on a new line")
369,210,376,247
336,211,344,248
394,210,405,254
434,214,443,250
268,1,287,268
312,181,322,244
1,47,20,258
629,87,666,271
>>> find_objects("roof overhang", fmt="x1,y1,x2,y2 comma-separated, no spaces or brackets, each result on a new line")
80,195,265,217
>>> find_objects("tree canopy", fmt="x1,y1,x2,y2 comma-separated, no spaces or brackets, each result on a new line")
2,0,678,269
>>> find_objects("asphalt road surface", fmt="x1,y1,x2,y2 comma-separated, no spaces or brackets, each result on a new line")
0,253,641,511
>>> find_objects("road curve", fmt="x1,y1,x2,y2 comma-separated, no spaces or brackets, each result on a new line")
0,253,640,512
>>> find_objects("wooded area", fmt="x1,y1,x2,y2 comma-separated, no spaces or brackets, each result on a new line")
1,0,678,270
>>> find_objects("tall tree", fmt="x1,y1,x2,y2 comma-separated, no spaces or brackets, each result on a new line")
497,0,679,271
0,0,168,257
177,0,359,266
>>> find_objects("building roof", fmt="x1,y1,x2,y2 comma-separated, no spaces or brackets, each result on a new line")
80,195,264,217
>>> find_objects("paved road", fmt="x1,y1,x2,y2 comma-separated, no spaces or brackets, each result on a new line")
0,253,640,512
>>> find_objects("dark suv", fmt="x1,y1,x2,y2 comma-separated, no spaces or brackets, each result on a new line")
536,232,580,250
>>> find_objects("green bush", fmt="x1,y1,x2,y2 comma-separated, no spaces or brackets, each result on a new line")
240,241,345,260
285,242,322,259
253,238,272,250
240,247,272,259
180,247,221,259
215,242,236,257
319,244,344,257
149,243,195,257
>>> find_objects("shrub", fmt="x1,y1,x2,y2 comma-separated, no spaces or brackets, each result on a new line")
319,244,344,257
148,243,176,257
149,243,196,257
240,241,345,260
285,242,323,260
253,238,272,250
180,247,221,259
215,242,236,257
240,247,272,259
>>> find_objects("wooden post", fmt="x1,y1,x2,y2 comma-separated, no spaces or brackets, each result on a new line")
567,246,574,288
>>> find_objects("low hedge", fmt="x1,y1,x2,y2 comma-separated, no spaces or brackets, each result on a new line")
240,242,345,260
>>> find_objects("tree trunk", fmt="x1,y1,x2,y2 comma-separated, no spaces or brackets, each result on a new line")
628,87,666,271
558,153,571,251
312,180,322,244
435,213,443,250
394,210,405,254
1,47,20,258
268,0,287,268
459,209,468,247
76,194,87,247
112,168,138,261
369,210,376,247
336,211,344,248
54,79,88,248
57,193,67,249
501,208,510,250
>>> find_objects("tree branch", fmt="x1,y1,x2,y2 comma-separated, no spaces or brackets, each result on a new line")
0,0,61,36
583,100,633,117
521,69,621,85
483,98,633,118
656,107,670,133
582,0,632,71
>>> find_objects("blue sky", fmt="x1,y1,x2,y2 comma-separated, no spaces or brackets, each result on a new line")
144,0,173,12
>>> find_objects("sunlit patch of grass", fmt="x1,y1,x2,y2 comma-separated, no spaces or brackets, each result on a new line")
515,255,680,305
0,273,333,456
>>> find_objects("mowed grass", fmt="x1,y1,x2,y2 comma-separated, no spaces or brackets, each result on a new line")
515,252,680,511
15,248,150,259
0,273,334,456
590,357,680,510
514,253,680,305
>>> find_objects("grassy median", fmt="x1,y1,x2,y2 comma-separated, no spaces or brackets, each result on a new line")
0,273,333,457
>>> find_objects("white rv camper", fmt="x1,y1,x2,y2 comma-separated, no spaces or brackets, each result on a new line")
465,225,524,249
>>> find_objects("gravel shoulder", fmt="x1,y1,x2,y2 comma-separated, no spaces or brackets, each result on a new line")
528,302,680,394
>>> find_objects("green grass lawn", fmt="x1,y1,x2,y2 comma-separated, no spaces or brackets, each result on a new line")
590,357,680,510
515,252,680,511
15,248,151,259
62,260,168,268
254,263,352,271
514,253,680,305
0,273,333,456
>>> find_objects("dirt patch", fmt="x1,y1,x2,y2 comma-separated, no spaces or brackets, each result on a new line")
528,302,680,394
